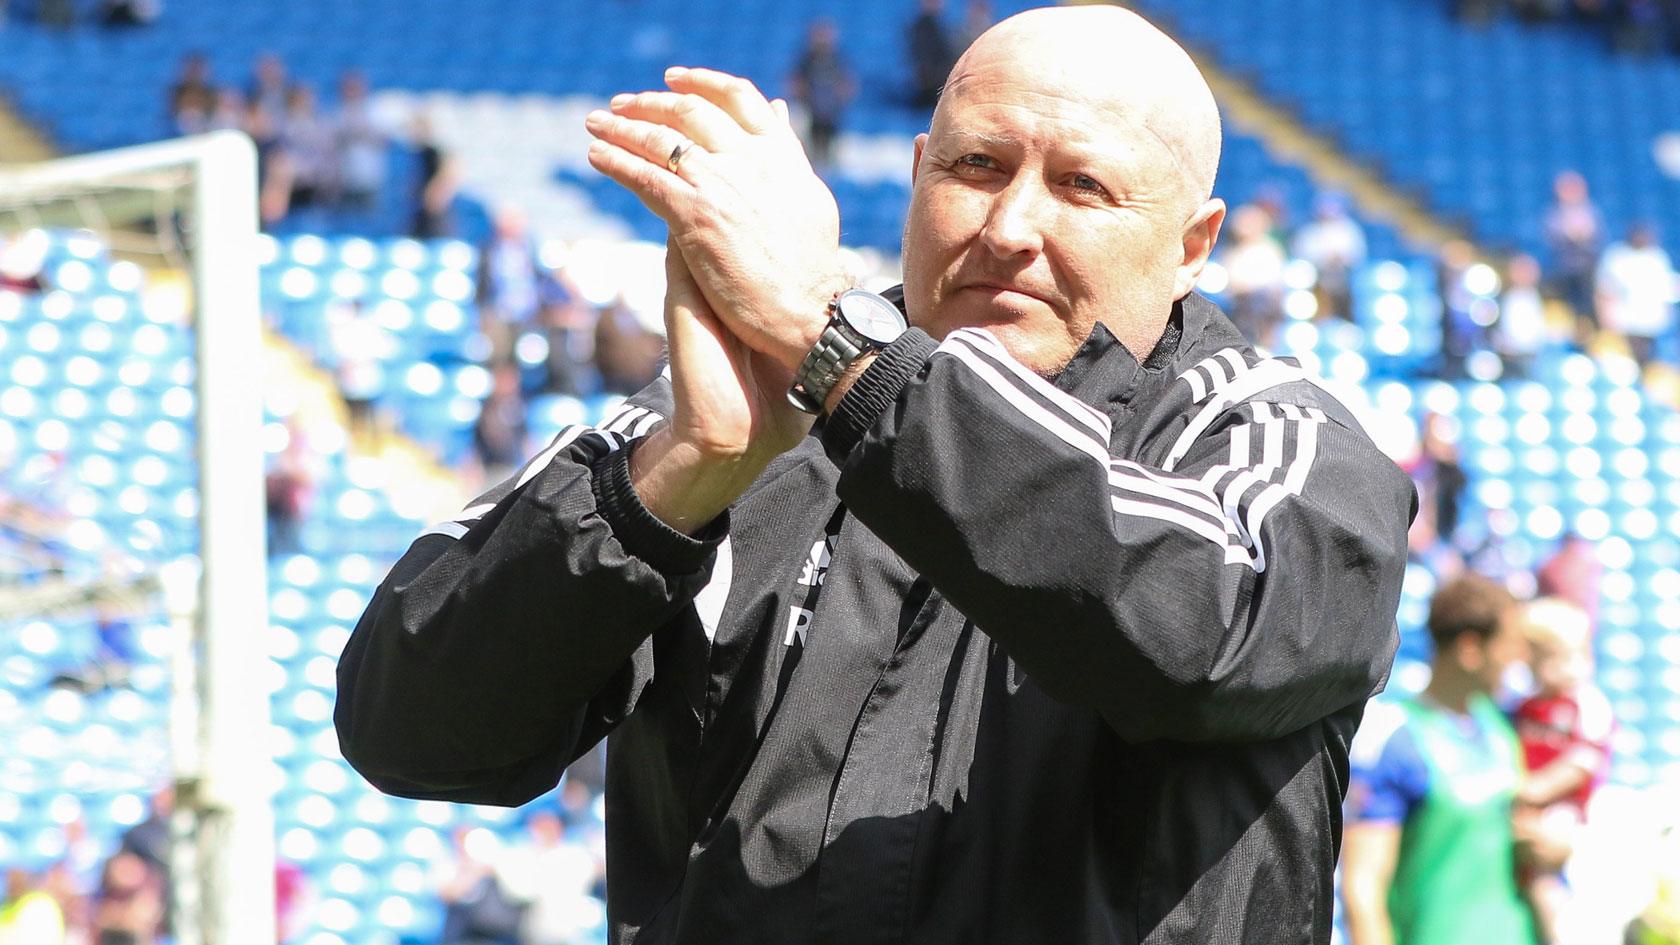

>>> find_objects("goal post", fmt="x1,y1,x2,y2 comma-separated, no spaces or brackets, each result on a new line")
0,130,275,945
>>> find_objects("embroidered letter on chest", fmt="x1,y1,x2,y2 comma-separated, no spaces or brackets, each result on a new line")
784,534,835,648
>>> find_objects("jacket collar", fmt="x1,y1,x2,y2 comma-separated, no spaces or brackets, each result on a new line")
886,286,1225,418
1052,292,1224,418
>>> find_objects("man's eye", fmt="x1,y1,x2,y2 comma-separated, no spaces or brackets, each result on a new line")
956,154,995,170
1070,174,1108,195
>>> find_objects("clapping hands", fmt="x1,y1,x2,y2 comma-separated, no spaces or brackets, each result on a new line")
585,66,850,375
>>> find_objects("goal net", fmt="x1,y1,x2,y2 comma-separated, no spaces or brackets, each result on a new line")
0,131,276,945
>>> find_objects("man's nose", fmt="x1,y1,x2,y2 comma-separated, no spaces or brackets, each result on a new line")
978,177,1047,260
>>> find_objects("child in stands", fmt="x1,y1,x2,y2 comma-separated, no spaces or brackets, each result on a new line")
1511,598,1614,945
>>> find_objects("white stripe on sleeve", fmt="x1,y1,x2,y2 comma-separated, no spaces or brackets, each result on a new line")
937,336,1111,464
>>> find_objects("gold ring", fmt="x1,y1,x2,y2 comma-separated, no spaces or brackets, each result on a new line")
667,139,694,173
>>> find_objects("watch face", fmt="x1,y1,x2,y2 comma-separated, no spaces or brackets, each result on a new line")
837,290,908,346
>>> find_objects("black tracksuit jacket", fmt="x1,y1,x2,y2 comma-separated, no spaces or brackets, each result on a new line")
336,291,1416,944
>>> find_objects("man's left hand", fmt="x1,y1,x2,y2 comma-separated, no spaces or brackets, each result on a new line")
585,67,851,373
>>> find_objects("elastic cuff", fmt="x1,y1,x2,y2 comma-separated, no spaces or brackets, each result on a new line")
821,328,938,464
590,441,726,575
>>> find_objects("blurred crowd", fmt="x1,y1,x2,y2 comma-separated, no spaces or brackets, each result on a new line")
0,787,177,945
429,777,607,945
0,0,159,30
466,208,663,483
0,778,612,945
1213,169,1676,380
783,0,991,168
1457,0,1680,55
164,52,461,238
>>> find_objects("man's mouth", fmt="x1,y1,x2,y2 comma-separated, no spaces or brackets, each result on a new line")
963,283,1053,307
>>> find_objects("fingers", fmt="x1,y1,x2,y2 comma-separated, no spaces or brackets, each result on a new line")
610,90,743,152
770,98,790,126
587,107,706,173
665,66,779,135
585,137,693,222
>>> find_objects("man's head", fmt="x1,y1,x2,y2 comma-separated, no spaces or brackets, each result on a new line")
900,5,1224,374
1554,170,1588,204
810,18,839,51
525,809,564,845
1426,574,1525,694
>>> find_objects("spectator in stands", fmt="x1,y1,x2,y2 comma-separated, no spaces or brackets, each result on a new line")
1408,411,1468,551
474,362,529,483
92,851,163,945
477,207,546,362
495,809,602,945
278,85,335,209
1220,202,1288,346
1594,222,1676,368
38,0,73,28
246,97,291,227
1614,0,1669,53
1436,239,1490,377
0,868,67,944
50,600,137,692
1342,574,1535,945
274,860,311,944
327,300,394,447
246,53,289,120
907,0,956,108
60,818,108,897
119,787,171,881
592,299,663,396
536,293,598,397
206,88,245,133
1291,192,1367,321
1495,253,1549,376
331,70,387,210
265,421,316,556
0,231,48,293
558,777,601,826
39,861,84,944
99,0,159,27
1543,170,1605,330
1511,598,1612,945
411,114,460,239
788,19,856,170
166,52,214,137
955,0,993,51
1252,182,1292,244
435,827,525,945
1535,532,1602,629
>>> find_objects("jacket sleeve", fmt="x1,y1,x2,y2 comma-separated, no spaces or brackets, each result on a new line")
335,382,724,805
823,326,1415,744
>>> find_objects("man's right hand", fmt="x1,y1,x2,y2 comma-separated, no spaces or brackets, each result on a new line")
627,239,815,537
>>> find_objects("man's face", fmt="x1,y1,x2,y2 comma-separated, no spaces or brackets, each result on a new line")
1460,613,1528,694
900,60,1213,374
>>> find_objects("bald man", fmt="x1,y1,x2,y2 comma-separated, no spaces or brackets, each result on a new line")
337,7,1415,944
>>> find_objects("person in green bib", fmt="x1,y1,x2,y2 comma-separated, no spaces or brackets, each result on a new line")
1342,574,1538,945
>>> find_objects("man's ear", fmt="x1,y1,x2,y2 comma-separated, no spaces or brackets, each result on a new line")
911,134,929,186
1173,197,1226,300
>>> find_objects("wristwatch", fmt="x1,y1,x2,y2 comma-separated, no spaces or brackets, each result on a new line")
787,288,908,414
